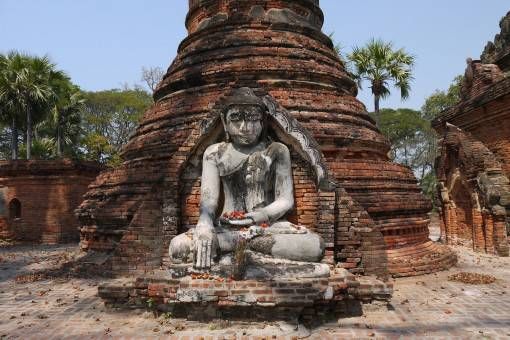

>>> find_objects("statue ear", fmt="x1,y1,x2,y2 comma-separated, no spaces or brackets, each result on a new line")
220,111,230,142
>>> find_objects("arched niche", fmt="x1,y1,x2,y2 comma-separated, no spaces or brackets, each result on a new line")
450,179,474,243
9,198,21,220
169,88,333,236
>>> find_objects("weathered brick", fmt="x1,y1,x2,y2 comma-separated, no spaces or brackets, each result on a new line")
0,160,100,243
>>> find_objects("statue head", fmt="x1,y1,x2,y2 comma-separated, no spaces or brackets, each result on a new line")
221,88,268,146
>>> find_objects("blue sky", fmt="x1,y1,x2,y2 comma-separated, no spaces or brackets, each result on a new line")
0,1,508,111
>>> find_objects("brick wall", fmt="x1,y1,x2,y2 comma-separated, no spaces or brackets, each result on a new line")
435,125,510,256
0,160,100,244
184,0,324,35
463,98,510,177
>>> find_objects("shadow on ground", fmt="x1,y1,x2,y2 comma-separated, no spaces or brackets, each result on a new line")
0,243,112,284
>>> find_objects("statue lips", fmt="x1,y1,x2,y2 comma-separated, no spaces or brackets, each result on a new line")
234,135,258,146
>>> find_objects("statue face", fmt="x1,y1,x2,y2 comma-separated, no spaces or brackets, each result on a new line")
225,105,264,146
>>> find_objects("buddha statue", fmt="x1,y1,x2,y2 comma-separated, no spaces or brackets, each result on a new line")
169,88,325,272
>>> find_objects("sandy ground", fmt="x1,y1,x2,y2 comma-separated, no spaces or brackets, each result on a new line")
0,220,509,339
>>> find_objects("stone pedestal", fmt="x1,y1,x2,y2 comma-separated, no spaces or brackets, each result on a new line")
98,268,392,321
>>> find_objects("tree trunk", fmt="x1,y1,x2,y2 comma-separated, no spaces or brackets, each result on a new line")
374,94,381,128
26,108,32,160
11,116,18,160
57,124,62,157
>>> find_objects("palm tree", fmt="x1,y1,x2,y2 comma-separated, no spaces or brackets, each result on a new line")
23,55,64,159
348,39,415,127
0,52,25,160
0,51,64,159
51,88,84,157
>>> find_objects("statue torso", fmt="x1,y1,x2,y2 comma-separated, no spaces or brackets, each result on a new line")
210,142,280,214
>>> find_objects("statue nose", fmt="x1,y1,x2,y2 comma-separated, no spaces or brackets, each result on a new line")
240,120,249,131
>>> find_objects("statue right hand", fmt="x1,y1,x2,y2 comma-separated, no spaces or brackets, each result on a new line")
194,225,217,270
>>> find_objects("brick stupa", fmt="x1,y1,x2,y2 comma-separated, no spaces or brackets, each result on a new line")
77,0,456,277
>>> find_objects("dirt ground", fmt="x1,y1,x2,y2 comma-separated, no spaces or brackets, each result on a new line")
0,221,509,339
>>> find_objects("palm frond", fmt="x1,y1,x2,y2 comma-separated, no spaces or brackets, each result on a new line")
347,38,415,111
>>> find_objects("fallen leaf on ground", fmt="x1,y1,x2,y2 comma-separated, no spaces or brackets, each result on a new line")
448,272,496,285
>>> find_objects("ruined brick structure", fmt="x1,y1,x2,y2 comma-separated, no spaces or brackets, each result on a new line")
433,11,510,256
77,0,455,278
0,160,101,244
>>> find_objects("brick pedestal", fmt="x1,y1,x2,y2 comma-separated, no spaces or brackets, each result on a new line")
99,268,392,320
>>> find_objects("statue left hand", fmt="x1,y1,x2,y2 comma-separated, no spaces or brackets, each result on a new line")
194,225,218,270
222,210,269,227
245,210,269,224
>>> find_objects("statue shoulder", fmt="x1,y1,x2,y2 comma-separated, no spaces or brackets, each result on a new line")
267,142,291,157
203,142,228,162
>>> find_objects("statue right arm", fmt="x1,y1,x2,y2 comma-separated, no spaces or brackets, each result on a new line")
196,145,221,234
194,145,221,270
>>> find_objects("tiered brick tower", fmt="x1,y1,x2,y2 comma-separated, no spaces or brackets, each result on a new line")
77,0,455,277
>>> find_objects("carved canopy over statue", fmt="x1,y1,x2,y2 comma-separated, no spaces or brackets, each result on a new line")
168,88,328,278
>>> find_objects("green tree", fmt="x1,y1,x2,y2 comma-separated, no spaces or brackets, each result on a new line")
0,52,24,159
80,133,116,164
21,55,62,159
0,125,13,159
79,88,152,165
370,77,463,206
32,72,84,159
377,108,438,205
48,75,84,157
19,138,56,160
0,53,151,164
421,75,463,120
377,108,431,175
0,51,66,159
417,75,463,204
348,39,415,127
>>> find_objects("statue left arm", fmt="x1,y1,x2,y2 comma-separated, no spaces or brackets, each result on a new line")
246,143,294,224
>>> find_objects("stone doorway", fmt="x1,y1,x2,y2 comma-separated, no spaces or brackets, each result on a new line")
8,198,21,220
450,181,475,247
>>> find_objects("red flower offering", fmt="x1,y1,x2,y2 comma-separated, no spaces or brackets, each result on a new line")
223,211,247,220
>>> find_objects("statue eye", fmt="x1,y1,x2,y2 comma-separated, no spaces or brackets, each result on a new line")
246,113,262,121
228,113,242,122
